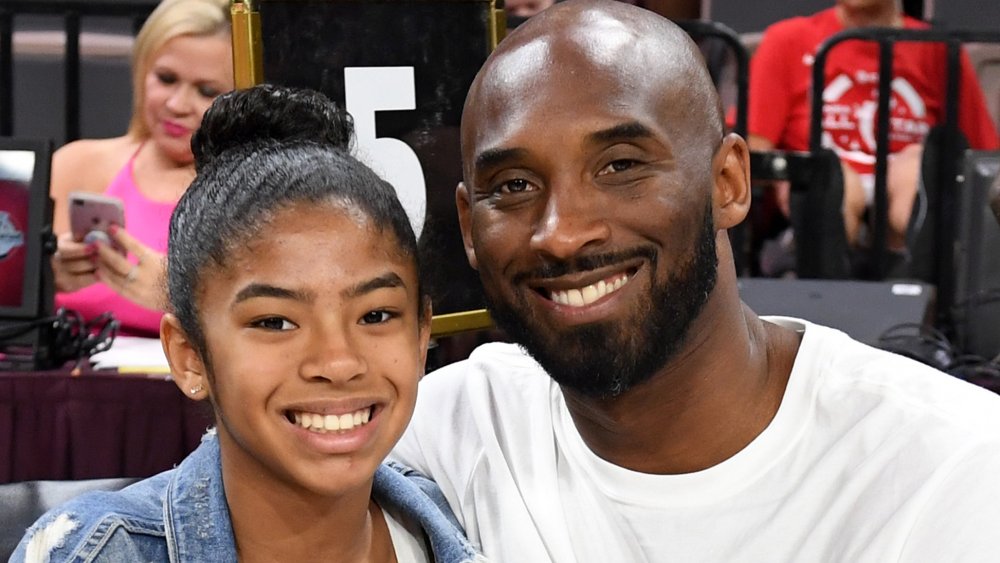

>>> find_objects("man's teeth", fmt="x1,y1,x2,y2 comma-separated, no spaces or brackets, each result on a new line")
550,274,629,307
292,407,372,433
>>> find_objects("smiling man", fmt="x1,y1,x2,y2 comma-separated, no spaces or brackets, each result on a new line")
392,1,1000,560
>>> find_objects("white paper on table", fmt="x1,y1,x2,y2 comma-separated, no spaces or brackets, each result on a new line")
89,336,170,373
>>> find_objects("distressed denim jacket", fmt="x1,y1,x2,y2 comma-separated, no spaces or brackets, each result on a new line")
11,432,481,562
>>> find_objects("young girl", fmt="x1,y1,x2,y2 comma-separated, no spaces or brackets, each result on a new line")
12,85,481,563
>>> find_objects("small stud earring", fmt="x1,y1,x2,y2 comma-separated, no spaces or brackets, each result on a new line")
189,384,203,395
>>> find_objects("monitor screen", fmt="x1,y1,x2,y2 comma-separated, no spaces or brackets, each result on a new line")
0,138,52,320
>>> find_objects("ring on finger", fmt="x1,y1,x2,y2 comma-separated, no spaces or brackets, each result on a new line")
125,264,139,284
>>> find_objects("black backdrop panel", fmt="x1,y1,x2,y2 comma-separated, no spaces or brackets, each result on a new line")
953,151,1000,358
259,0,492,315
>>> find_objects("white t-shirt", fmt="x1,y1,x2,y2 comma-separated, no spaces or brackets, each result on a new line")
392,319,1000,562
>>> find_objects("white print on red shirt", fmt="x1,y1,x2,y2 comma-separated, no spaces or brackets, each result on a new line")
821,70,930,174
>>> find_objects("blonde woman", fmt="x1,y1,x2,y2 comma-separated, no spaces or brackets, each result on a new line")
51,0,233,336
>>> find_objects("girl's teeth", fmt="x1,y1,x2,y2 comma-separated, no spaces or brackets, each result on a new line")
292,407,372,433
324,414,339,431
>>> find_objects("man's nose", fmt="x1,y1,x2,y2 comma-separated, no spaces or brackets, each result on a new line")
529,180,611,261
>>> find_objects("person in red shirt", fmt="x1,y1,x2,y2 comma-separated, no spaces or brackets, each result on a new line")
749,0,999,255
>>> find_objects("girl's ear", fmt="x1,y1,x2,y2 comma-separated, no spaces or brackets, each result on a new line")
160,314,209,400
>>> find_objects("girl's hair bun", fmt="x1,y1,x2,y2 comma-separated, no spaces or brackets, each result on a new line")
192,83,354,170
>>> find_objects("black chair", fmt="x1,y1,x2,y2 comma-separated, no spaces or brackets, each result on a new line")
751,148,852,279
0,477,139,561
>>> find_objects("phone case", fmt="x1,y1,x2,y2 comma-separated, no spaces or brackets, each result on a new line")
69,192,126,253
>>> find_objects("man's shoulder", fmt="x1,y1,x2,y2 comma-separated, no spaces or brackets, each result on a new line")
801,322,1000,436
422,342,550,396
409,341,554,440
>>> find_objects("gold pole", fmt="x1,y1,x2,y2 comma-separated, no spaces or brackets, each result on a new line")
431,309,493,338
230,0,263,88
490,0,506,50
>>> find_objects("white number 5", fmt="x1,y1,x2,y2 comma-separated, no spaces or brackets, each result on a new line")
345,66,427,237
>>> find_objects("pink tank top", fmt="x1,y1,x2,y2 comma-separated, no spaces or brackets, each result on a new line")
56,145,176,337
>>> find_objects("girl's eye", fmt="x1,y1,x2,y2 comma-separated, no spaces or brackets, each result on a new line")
598,159,637,175
251,316,296,331
360,310,394,325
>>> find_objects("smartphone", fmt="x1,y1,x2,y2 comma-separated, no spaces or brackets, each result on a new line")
69,192,126,254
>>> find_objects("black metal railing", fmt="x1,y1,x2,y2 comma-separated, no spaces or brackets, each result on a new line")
678,19,749,139
809,27,1000,321
0,0,157,141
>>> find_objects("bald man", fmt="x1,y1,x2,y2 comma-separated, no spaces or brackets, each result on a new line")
392,1,1000,560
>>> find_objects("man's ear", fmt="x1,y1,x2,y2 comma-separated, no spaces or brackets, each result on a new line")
455,182,479,271
160,314,209,401
712,133,752,230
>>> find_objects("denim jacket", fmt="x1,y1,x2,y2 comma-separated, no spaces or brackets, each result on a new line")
10,431,481,562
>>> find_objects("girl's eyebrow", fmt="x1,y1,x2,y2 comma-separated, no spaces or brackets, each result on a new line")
233,284,312,305
231,273,406,306
343,272,406,299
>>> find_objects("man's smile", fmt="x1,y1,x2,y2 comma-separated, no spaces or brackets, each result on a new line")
538,270,635,307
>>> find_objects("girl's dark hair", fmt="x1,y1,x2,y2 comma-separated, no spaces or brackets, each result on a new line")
168,84,423,359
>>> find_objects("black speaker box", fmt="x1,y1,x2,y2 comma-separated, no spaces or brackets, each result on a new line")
738,278,935,346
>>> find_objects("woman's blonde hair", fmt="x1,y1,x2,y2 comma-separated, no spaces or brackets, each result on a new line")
127,0,231,138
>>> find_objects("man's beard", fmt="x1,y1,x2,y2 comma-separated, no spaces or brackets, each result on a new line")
484,204,719,399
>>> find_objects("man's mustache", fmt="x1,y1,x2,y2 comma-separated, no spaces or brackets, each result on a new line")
512,246,657,283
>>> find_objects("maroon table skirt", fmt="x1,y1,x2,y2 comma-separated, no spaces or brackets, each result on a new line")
0,371,213,483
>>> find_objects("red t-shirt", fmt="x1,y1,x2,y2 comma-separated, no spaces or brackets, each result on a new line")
749,8,999,177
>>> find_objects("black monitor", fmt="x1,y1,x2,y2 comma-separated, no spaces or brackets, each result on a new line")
952,150,1000,359
0,137,55,369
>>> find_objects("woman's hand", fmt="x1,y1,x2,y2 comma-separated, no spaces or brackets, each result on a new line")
51,232,99,293
93,226,167,312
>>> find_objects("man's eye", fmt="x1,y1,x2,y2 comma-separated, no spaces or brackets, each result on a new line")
497,178,532,194
599,160,637,175
360,310,394,325
250,316,296,331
